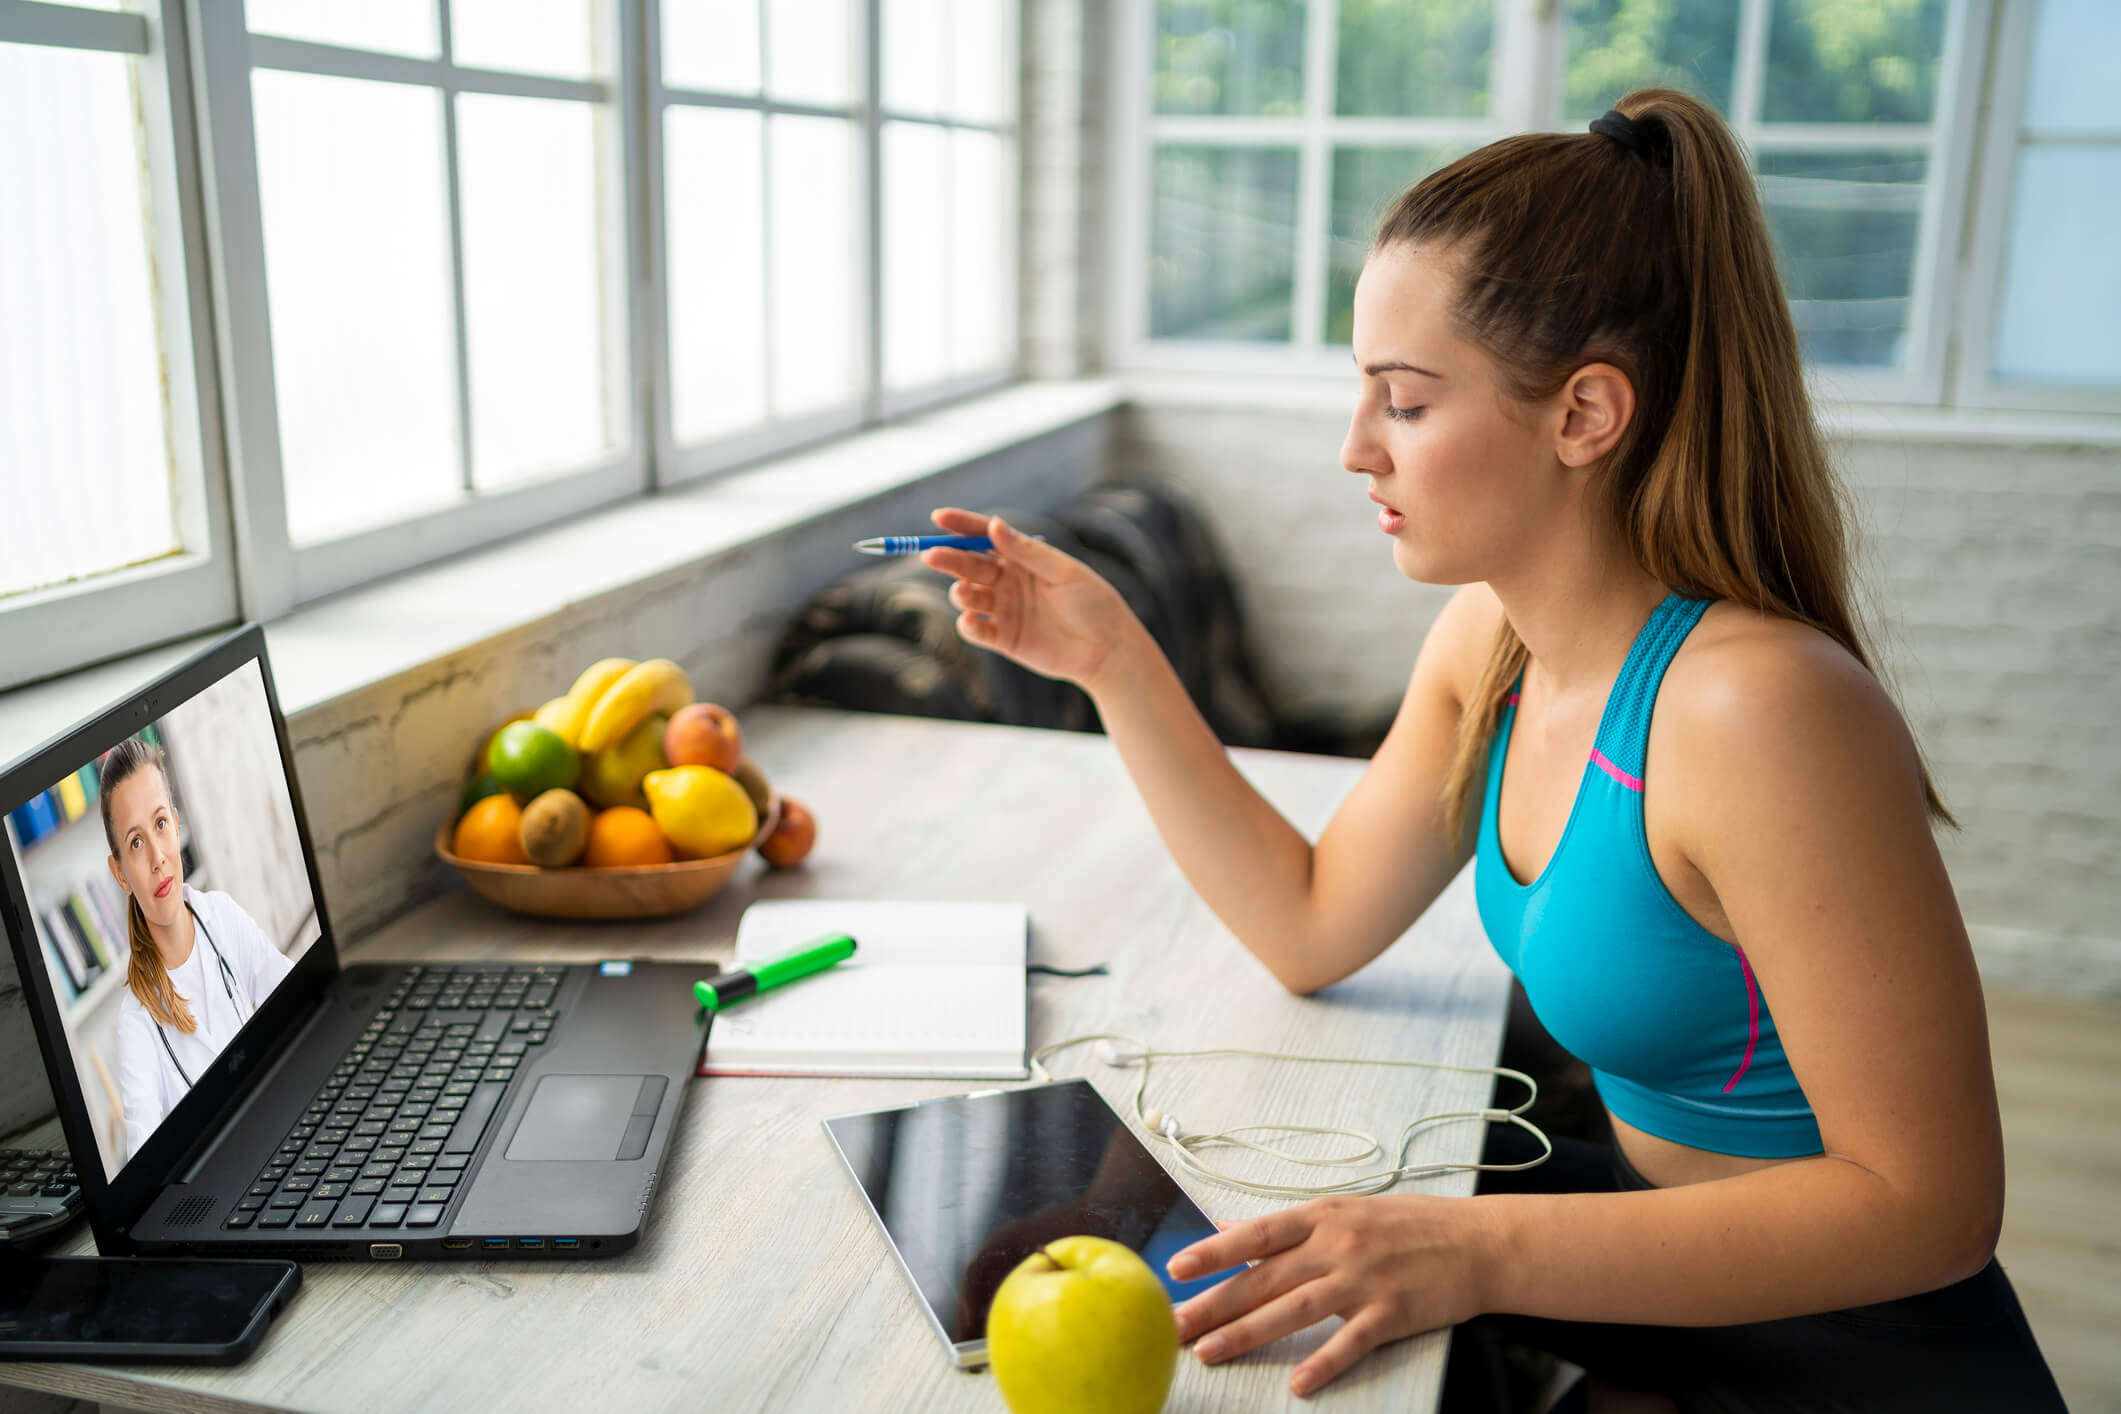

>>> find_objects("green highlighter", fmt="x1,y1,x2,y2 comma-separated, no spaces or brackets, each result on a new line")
695,931,857,1011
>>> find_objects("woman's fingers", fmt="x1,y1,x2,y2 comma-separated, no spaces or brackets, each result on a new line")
929,506,991,535
1173,1249,1320,1345
921,546,1000,584
948,581,994,614
1288,1312,1387,1398
986,516,1068,583
1170,1208,1309,1280
1189,1277,1341,1366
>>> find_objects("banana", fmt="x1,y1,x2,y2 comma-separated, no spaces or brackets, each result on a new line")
537,658,636,748
578,658,693,753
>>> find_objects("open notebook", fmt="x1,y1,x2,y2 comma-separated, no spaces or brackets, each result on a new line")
698,899,1028,1079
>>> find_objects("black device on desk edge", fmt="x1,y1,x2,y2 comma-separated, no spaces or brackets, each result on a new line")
0,1147,83,1249
0,1254,299,1363
0,624,711,1262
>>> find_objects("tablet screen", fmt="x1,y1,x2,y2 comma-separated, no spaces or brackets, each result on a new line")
823,1079,1240,1357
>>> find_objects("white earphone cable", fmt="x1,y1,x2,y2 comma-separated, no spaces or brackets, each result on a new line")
1028,1033,1553,1199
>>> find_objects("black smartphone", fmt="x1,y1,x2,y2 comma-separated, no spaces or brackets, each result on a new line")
0,1255,300,1364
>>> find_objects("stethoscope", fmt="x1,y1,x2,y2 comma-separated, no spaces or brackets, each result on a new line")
153,897,251,1089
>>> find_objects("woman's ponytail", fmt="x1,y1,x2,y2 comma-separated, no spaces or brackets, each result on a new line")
126,892,196,1033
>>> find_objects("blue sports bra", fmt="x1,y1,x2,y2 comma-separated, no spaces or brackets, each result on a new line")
1474,593,1823,1159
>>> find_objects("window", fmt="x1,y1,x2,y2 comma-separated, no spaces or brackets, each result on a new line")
192,0,644,612
652,0,1019,484
1956,0,2121,412
0,1,236,691
1112,0,2113,417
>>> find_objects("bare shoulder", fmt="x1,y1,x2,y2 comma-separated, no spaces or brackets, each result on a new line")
1657,601,1925,805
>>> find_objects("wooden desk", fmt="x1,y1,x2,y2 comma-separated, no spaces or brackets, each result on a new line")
2,708,1511,1414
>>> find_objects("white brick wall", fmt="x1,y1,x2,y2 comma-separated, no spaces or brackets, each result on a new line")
1106,397,2121,997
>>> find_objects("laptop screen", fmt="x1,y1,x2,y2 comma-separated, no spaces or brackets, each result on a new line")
3,657,322,1184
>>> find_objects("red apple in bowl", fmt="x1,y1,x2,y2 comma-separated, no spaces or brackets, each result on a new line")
664,702,742,773
759,797,816,869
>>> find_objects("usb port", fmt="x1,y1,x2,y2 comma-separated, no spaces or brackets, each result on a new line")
517,1238,544,1250
369,1243,404,1260
442,1238,474,1250
552,1238,580,1250
482,1237,509,1250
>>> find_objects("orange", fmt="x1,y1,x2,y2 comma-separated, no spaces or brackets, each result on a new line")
454,794,531,866
582,806,675,868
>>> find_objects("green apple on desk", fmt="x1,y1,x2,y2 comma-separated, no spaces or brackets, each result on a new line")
986,1236,1179,1414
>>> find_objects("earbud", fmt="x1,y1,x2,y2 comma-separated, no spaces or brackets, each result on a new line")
1098,1040,1148,1067
1142,1108,1180,1140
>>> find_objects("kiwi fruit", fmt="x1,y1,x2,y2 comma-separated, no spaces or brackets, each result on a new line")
518,788,592,868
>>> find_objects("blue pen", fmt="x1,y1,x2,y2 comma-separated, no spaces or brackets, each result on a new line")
852,534,1045,556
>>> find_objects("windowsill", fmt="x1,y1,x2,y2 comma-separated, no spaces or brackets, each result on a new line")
1117,370,2121,448
0,378,1124,761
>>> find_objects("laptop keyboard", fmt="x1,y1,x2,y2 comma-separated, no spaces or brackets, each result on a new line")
223,964,560,1234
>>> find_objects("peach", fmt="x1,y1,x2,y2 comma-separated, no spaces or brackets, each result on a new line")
759,797,816,869
664,702,742,773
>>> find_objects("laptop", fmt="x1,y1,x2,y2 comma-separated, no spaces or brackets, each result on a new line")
0,625,708,1260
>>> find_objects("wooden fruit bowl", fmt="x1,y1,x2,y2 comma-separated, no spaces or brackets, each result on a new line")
436,759,779,921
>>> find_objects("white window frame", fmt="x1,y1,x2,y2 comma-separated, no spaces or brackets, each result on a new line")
1105,0,2105,418
648,0,1021,490
1952,0,2121,415
0,0,238,692
186,0,651,620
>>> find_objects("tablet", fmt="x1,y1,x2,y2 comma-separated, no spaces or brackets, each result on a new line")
823,1079,1241,1367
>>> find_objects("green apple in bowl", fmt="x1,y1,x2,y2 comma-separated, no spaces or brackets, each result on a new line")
985,1236,1179,1414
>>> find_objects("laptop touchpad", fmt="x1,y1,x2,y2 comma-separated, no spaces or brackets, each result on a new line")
505,1075,664,1161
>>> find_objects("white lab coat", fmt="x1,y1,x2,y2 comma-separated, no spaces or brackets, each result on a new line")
114,884,295,1165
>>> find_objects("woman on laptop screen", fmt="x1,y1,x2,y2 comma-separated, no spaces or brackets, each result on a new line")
101,737,293,1162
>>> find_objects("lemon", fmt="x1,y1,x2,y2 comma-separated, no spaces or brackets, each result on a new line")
641,766,757,859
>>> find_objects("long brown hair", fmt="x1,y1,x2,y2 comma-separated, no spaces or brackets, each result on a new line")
1366,88,1950,841
98,737,196,1034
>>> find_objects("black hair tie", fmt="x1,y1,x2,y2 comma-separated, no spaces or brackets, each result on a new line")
1590,108,1666,164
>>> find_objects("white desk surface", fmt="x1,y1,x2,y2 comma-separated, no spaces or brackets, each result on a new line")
1,707,1511,1414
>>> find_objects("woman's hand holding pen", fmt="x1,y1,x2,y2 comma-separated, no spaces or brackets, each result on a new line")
922,508,1145,693
1164,1196,1495,1398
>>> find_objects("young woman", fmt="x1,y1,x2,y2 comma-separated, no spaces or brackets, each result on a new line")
922,91,2063,1412
103,737,294,1164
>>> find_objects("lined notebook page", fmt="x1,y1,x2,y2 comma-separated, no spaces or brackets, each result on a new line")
699,900,1028,1078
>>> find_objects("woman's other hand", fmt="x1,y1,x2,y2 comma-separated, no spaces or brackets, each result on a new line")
922,507,1142,693
1165,1195,1494,1398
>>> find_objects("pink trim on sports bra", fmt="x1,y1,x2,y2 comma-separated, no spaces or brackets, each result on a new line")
1589,747,1644,792
1724,945,1762,1093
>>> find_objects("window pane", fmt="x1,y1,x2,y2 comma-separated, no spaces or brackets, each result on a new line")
1757,149,1925,368
252,71,458,542
1336,0,1489,119
1563,0,1738,120
2023,0,2121,133
666,106,766,443
246,0,438,58
883,122,948,388
768,0,856,107
1992,146,2121,385
1326,146,1463,345
453,0,599,79
1155,0,1305,118
769,115,861,413
883,0,945,116
1150,145,1299,341
0,43,176,600
949,0,1014,125
457,94,615,488
949,127,1011,375
1762,0,1945,124
662,0,759,94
